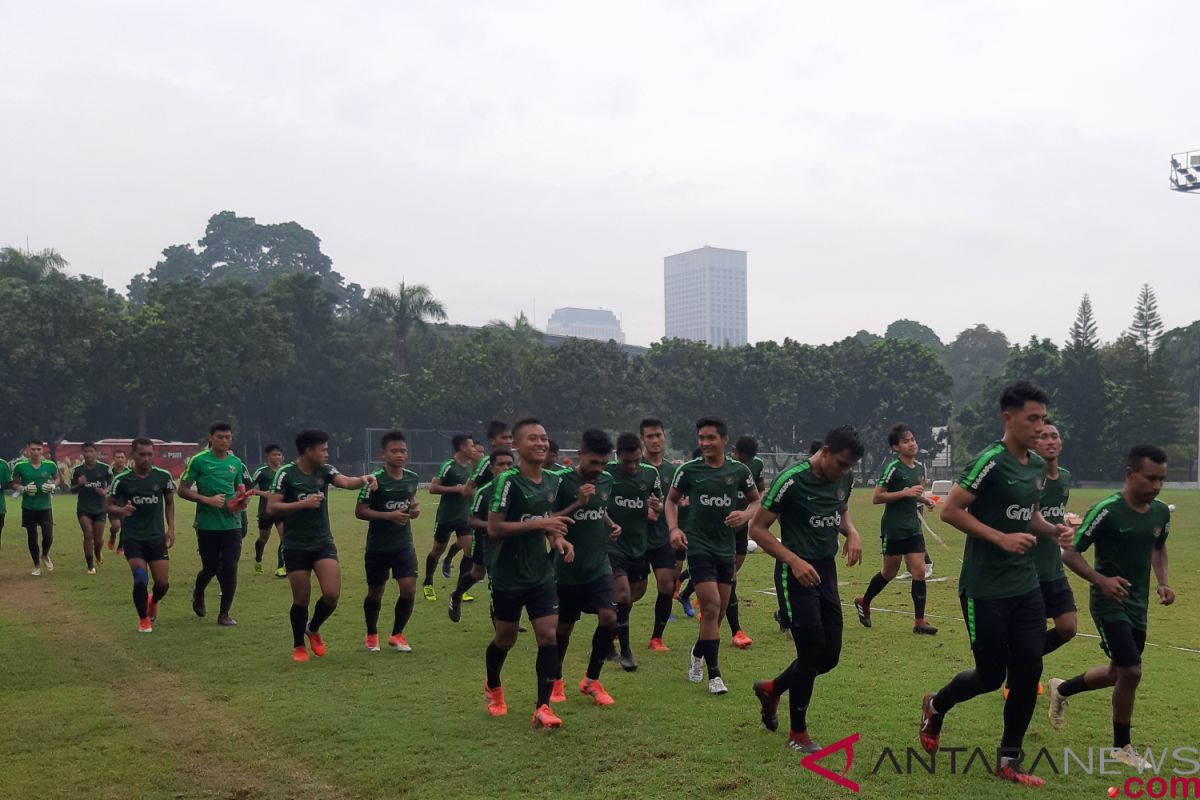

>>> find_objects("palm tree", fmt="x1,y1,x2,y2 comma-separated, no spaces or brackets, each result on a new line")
366,282,447,374
0,247,67,281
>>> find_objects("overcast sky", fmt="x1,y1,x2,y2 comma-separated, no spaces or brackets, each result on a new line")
5,1,1199,347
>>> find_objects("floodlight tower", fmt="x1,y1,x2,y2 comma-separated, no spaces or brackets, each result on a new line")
1170,149,1200,483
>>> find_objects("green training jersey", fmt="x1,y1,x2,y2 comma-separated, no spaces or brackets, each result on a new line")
879,457,925,541
488,467,561,592
1074,494,1170,631
0,460,11,513
180,449,251,531
13,460,58,511
645,461,676,550
731,455,765,536
1032,467,1071,582
252,464,280,521
358,467,420,553
108,467,175,542
271,462,341,551
472,480,497,571
605,462,662,559
670,457,756,560
434,458,472,524
956,441,1047,600
761,459,854,561
554,469,614,585
72,462,114,516
470,455,494,484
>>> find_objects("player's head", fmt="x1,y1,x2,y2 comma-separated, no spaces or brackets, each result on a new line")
295,429,330,466
490,448,515,476
544,439,560,469
1124,444,1167,503
486,420,512,449
82,441,97,463
208,421,233,453
577,429,613,480
816,426,865,482
695,416,728,459
112,448,127,468
640,417,665,457
999,381,1049,449
1036,420,1062,462
733,435,758,463
452,434,474,456
473,441,486,462
380,430,408,469
511,417,547,466
27,439,43,460
888,423,917,457
616,432,643,476
131,437,155,471
264,443,284,467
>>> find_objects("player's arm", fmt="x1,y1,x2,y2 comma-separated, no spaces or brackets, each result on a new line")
838,504,863,566
1153,543,1173,605
749,505,820,586
1030,506,1073,545
175,478,223,508
266,491,321,517
724,487,761,528
429,467,463,495
604,510,621,541
70,467,84,493
873,483,923,504
664,487,686,547
107,484,134,517
164,489,176,547
331,473,376,491
555,483,595,517
355,501,409,525
941,485,1036,554
487,510,570,540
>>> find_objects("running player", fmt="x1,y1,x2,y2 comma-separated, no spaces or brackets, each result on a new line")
728,435,766,648
268,429,377,662
448,448,515,623
14,439,59,575
250,444,286,577
544,440,564,471
666,417,760,695
425,434,475,598
919,382,1074,787
1049,445,1174,769
639,418,677,651
107,448,129,552
0,456,12,547
773,439,825,634
108,438,175,633
71,442,113,573
483,417,573,726
853,424,938,634
750,426,864,753
466,420,514,497
177,422,253,627
356,431,421,653
551,429,621,706
605,432,663,670
1032,422,1077,658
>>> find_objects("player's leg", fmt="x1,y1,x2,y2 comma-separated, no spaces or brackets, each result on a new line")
441,536,463,578
92,515,106,565
611,569,632,656
147,555,170,623
23,509,42,572
305,557,341,654
128,555,152,630
287,564,314,661
107,512,120,550
422,525,450,599
855,550,901,628
906,551,937,634
553,604,576,703
215,530,241,624
38,511,54,569
728,548,751,647
759,566,827,752
192,530,221,617
449,532,485,621
389,556,417,652
648,543,677,649
529,595,562,724
362,552,387,651
996,589,1046,778
580,579,618,704
1042,578,1077,655
484,611,519,715
1052,620,1145,760
79,515,96,572
253,523,272,574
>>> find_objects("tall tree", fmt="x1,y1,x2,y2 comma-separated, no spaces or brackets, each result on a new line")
885,319,946,356
0,247,68,281
366,282,447,375
1058,295,1112,479
945,324,1011,409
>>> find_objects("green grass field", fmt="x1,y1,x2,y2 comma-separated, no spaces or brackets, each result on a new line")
1,487,1195,799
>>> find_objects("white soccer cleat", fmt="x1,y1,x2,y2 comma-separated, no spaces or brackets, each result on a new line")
87,567,97,575
1111,745,1149,770
43,556,54,572
31,567,42,576
709,677,728,694
688,652,705,683
1047,678,1067,729
924,562,934,579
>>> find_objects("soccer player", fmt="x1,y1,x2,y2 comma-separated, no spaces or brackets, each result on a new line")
108,438,175,633
919,382,1074,787
544,440,564,471
483,417,573,726
853,424,938,634
1049,445,1174,769
356,431,421,652
666,417,760,695
728,435,766,648
268,429,377,662
14,439,59,575
250,444,287,577
605,432,663,670
551,429,621,706
177,422,253,627
639,417,677,651
72,442,113,573
424,433,475,598
749,426,864,754
107,448,129,552
466,420,514,498
449,448,515,623
0,455,12,547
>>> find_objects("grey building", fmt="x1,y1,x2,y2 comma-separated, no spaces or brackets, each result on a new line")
545,307,625,344
663,246,747,346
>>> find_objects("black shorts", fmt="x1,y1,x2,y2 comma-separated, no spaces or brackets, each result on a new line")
1040,577,1076,619
470,529,487,567
687,553,736,585
558,574,615,623
1096,616,1147,668
608,550,649,583
883,532,925,556
781,557,843,669
490,580,558,623
960,589,1046,671
674,547,688,562
78,511,106,523
123,537,169,562
283,541,339,573
365,547,418,585
645,542,677,572
735,527,749,556
257,516,282,531
22,508,52,527
434,520,471,544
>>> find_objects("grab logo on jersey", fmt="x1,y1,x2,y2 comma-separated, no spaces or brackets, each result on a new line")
613,496,644,510
384,499,411,511
1006,505,1034,521
131,495,160,505
297,492,324,502
699,494,732,508
574,508,605,522
519,513,550,523
809,512,843,528
1042,504,1066,521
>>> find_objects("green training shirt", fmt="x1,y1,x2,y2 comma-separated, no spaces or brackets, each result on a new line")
472,480,497,572
605,462,662,559
180,449,251,531
554,469,614,585
645,461,676,550
1074,493,1170,631
252,464,280,521
271,462,341,551
670,457,756,560
434,458,472,524
488,467,561,592
731,455,765,536
956,441,1047,600
72,462,114,516
879,457,924,542
358,467,420,553
108,467,175,542
761,459,854,561
1032,467,1071,582
13,460,58,511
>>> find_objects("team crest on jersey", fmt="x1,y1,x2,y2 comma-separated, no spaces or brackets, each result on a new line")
836,487,846,501
600,492,609,503
1035,476,1045,491
546,491,555,502
724,476,735,485
1153,527,1162,538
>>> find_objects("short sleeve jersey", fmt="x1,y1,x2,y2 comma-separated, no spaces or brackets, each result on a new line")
434,459,472,524
0,460,11,513
879,458,925,540
358,468,420,553
252,464,280,521
472,480,498,571
271,462,341,551
553,469,614,585
488,468,561,592
14,460,58,510
761,459,854,560
956,442,1047,600
109,468,175,542
1073,494,1170,631
605,462,662,559
1031,468,1071,582
646,461,676,549
670,458,757,560
73,462,114,516
180,449,251,531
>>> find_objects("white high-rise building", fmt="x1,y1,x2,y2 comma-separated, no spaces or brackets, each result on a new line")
663,246,747,346
545,307,625,343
